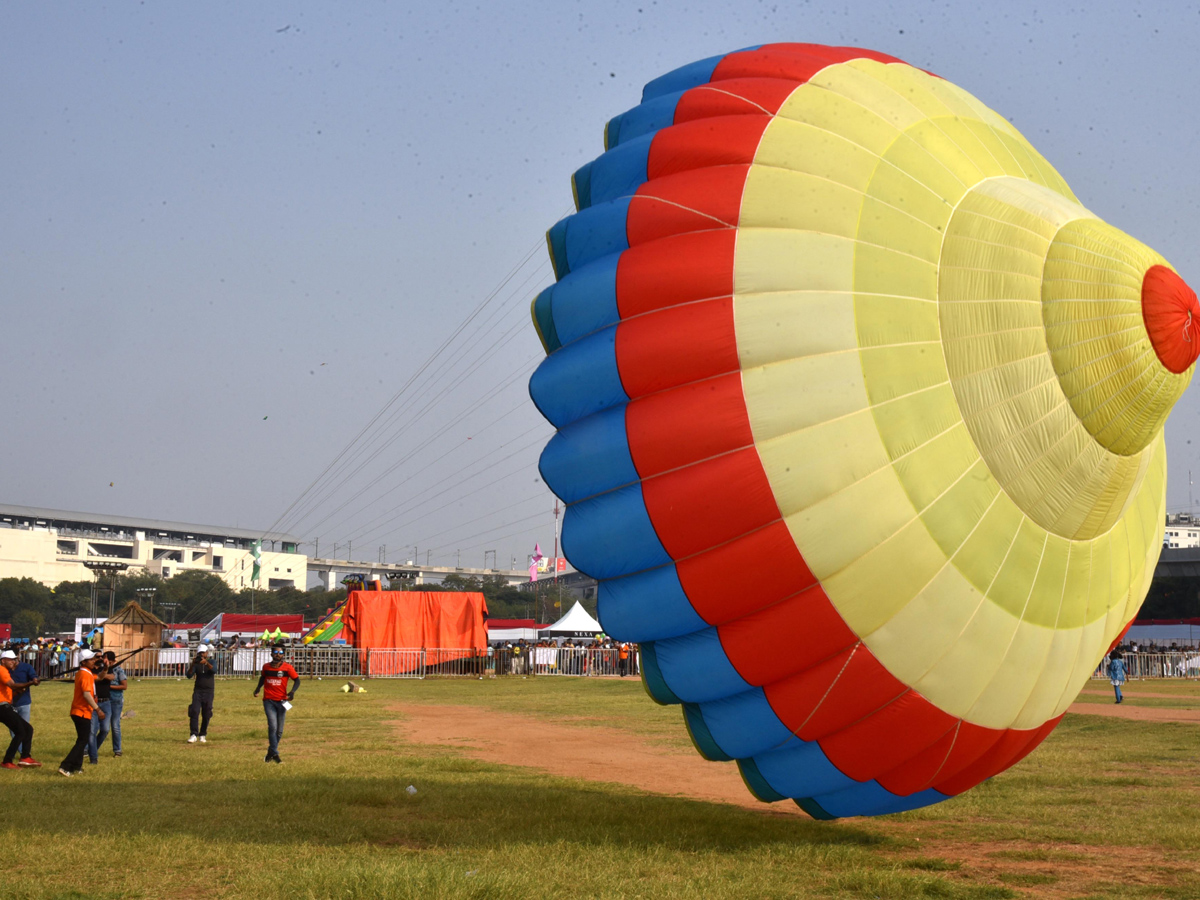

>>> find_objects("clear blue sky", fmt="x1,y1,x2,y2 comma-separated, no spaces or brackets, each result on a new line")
2,1,1198,571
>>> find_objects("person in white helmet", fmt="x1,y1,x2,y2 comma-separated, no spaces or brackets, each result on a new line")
186,644,215,743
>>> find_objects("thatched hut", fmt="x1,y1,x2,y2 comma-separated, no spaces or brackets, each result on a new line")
103,601,167,668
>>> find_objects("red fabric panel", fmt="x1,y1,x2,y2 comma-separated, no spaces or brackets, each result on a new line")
625,372,753,477
819,690,958,783
220,614,305,633
720,582,855,684
876,719,1000,796
1141,265,1200,374
678,520,816,625
615,230,734,318
615,296,738,398
341,591,488,651
674,78,803,122
641,447,779,559
933,715,1062,796
627,166,748,246
646,116,770,181
763,643,906,740
711,44,905,82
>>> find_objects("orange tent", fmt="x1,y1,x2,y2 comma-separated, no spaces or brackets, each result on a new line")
341,591,488,673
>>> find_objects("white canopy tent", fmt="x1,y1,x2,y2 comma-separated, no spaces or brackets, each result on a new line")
539,601,603,639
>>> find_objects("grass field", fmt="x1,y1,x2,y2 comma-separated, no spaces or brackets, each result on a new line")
4,675,1200,900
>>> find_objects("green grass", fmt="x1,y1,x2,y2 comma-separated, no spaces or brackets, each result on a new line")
3,676,1199,899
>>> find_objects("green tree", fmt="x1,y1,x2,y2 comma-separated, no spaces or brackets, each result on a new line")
12,608,45,639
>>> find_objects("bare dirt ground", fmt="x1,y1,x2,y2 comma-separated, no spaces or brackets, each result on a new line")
392,701,1197,898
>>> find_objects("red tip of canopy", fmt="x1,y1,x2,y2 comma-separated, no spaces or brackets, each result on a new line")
1142,265,1200,374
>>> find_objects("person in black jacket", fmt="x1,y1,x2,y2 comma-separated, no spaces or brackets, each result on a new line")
186,644,216,743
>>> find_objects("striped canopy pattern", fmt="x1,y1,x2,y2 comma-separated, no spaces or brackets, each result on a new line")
529,43,1199,818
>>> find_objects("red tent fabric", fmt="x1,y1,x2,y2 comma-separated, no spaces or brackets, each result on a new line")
342,591,488,673
218,614,305,635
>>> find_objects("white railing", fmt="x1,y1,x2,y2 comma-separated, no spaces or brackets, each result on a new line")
1094,652,1200,679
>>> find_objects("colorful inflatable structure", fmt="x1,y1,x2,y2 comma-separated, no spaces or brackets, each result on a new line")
530,43,1198,817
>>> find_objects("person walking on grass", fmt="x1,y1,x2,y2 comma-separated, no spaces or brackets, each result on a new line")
99,651,127,757
9,651,39,736
186,644,215,743
1,650,41,770
253,646,299,764
59,650,105,777
1109,649,1127,704
87,654,114,764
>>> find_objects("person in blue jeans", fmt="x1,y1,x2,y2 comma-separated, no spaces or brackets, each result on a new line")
100,652,128,756
1109,649,1127,704
88,655,115,763
9,654,39,732
252,647,299,763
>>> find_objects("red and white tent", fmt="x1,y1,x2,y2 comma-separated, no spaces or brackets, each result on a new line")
199,613,306,640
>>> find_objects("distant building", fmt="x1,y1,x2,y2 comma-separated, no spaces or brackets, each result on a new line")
1163,512,1200,549
0,503,306,590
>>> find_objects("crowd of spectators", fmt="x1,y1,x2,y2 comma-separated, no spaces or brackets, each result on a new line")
494,637,637,677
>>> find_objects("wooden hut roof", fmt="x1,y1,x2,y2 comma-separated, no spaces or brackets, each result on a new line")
105,601,168,628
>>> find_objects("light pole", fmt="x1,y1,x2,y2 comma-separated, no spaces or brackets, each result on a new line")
136,586,157,615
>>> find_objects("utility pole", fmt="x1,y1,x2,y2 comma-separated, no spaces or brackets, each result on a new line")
348,540,352,560
456,548,461,568
314,537,318,558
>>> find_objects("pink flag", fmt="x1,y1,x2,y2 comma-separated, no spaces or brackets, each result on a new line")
529,543,543,582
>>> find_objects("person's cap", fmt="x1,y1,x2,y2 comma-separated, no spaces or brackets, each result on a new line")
196,644,209,653
78,650,95,661
0,650,17,660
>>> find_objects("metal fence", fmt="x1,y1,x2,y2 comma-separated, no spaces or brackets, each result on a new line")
1094,652,1200,679
7,645,642,681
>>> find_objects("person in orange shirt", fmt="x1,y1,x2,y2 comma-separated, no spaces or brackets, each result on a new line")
1,650,40,769
58,650,106,777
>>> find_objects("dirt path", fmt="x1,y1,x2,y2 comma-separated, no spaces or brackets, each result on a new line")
1067,701,1200,723
390,703,802,815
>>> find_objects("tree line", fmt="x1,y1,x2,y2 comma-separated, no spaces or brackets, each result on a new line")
0,569,588,639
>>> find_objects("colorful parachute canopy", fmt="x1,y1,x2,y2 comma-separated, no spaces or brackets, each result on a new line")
528,43,1200,819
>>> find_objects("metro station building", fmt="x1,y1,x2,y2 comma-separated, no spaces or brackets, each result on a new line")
0,503,307,590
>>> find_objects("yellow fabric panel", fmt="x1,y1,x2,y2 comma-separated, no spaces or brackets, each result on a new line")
986,518,1047,620
1041,218,1189,456
823,516,949,636
1023,533,1072,628
1016,625,1087,729
945,491,1024,595
858,342,948,405
924,117,1012,181
892,422,981,513
918,457,1001,558
782,465,915,580
732,228,855,295
884,122,980,200
843,58,963,119
871,382,962,460
740,352,867,442
754,410,888,517
853,295,939,348
855,153,957,225
853,246,938,312
740,166,865,237
967,619,1056,726
734,290,857,368
750,116,882,188
856,195,945,263
1054,537,1094,630
807,60,932,133
859,564,984,684
774,83,904,158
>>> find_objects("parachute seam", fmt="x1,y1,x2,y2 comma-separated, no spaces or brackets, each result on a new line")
795,642,862,734
627,193,737,228
689,84,775,116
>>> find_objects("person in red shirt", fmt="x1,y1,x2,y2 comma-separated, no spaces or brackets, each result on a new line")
252,646,299,764
59,650,105,777
1,650,40,769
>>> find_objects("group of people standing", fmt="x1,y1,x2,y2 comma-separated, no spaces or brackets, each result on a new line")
1,643,302,776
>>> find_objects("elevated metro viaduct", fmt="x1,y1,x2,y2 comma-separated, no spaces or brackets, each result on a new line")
308,557,530,592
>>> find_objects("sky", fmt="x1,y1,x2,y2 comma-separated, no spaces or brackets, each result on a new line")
2,1,1199,578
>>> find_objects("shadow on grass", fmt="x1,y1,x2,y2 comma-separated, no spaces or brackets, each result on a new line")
7,766,887,854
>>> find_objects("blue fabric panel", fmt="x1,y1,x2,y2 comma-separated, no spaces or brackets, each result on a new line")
696,688,795,759
547,218,570,279
809,782,951,819
598,564,707,642
532,286,560,354
654,627,750,703
538,405,637,505
638,642,681,705
572,160,593,210
751,739,859,799
605,92,683,149
550,252,620,347
561,482,671,579
562,198,632,272
683,703,732,761
581,136,652,208
641,53,726,101
528,326,627,430
738,758,787,802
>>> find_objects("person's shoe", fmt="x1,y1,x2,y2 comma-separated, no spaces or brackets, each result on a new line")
87,758,97,765
265,752,273,763
272,754,282,764
1,761,18,770
17,757,42,767
199,736,207,743
58,767,73,777
113,751,121,757
187,734,198,743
